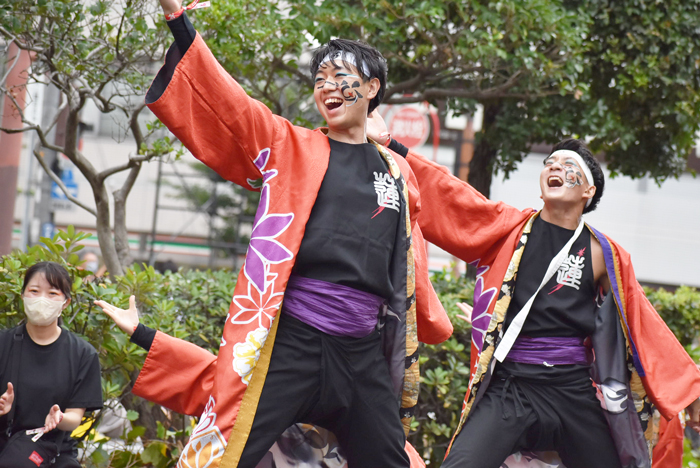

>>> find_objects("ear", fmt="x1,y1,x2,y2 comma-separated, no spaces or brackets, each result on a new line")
366,77,381,100
62,297,71,310
583,184,596,203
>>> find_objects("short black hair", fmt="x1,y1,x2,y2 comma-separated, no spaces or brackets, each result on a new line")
22,261,72,300
550,138,605,214
310,38,387,115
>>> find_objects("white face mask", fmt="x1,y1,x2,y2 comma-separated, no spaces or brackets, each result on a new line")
23,296,66,326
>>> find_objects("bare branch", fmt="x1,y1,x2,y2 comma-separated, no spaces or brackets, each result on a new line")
0,41,22,88
32,148,97,216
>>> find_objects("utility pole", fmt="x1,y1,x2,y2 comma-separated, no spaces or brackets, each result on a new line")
0,43,31,254
34,83,61,241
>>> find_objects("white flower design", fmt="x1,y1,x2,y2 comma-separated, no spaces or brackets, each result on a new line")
232,327,270,385
231,273,284,329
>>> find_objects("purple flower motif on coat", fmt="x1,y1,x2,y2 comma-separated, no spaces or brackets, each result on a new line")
469,262,497,352
247,148,278,189
244,182,294,293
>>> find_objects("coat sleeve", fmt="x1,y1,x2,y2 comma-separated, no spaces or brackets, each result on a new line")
394,152,453,345
614,244,700,418
405,150,531,264
131,331,216,417
146,33,297,187
413,224,453,344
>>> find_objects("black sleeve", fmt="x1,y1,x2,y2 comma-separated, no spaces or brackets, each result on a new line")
168,12,197,55
167,12,196,55
146,13,195,104
388,138,409,158
66,347,103,411
130,323,156,351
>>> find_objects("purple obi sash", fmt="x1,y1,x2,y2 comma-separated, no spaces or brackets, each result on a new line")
505,336,591,366
282,275,385,338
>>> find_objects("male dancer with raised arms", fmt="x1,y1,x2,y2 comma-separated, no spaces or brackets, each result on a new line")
367,112,700,468
95,1,452,468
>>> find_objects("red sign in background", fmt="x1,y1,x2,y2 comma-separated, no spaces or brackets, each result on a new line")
387,107,431,148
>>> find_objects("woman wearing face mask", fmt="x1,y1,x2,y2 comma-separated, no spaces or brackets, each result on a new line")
0,262,103,467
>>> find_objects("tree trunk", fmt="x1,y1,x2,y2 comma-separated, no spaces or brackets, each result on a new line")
113,165,140,268
467,103,501,198
93,184,124,276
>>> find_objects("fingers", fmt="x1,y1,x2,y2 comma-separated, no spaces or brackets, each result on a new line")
44,405,63,432
129,295,136,311
0,383,13,416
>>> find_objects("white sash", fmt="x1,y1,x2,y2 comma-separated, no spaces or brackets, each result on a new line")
493,218,585,362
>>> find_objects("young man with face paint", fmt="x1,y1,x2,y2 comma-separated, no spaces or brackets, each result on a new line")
367,114,700,467
95,1,453,468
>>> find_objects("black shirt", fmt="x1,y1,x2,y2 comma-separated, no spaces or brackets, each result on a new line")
0,325,103,453
504,216,597,338
293,139,400,299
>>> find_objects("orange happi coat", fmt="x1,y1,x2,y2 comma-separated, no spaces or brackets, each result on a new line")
405,150,700,466
132,34,452,468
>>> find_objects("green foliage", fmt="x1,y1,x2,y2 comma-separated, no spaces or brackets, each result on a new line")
646,285,700,348
408,268,474,464
684,436,700,468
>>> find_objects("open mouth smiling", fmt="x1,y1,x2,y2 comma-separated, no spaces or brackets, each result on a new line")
548,176,563,188
324,98,343,110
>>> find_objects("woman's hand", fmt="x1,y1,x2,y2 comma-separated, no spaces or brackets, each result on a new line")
44,405,63,432
159,0,183,16
456,302,473,324
0,382,13,416
366,110,390,145
95,295,140,336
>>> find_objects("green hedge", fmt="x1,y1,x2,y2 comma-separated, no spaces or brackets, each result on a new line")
1,229,699,467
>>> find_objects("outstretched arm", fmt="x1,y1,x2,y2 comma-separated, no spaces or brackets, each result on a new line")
95,297,215,416
147,1,296,188
367,111,530,263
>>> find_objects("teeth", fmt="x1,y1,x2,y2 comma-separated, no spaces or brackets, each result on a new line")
324,98,342,105
549,176,562,182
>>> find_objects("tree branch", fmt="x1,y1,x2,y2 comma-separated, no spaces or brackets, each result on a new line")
32,148,97,216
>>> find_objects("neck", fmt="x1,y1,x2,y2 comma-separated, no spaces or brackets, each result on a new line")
326,125,368,145
540,204,583,230
25,322,62,345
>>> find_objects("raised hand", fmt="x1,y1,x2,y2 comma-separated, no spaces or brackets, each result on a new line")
159,0,183,16
456,302,473,324
44,404,63,432
0,382,14,416
94,295,140,336
366,110,390,145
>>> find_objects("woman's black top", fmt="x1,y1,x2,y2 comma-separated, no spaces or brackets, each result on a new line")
0,325,103,455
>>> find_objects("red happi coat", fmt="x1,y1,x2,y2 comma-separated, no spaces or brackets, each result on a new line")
132,34,453,468
405,150,700,467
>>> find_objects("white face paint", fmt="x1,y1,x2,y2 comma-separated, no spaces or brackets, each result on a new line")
562,161,585,189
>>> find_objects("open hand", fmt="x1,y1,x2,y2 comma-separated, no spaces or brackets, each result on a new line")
44,405,63,432
0,383,13,416
366,110,390,145
456,302,473,324
95,295,140,336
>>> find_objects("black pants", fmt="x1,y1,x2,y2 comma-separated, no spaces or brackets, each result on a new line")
442,366,622,468
238,314,409,468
